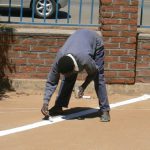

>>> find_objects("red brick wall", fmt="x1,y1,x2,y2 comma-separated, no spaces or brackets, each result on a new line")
6,33,99,81
2,0,149,84
136,34,150,82
100,0,138,84
5,33,67,79
2,32,150,84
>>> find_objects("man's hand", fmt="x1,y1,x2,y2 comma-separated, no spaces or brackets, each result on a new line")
41,103,49,116
78,86,84,98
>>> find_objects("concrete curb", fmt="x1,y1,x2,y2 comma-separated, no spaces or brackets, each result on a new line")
10,79,150,95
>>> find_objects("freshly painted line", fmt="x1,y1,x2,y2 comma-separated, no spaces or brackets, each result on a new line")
110,94,150,108
0,94,150,137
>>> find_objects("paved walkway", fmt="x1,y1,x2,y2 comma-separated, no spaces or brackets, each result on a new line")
0,92,150,150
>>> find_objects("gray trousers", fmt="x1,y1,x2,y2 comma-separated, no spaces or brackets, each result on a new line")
55,46,110,112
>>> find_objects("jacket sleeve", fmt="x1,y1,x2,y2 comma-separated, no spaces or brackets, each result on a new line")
81,56,98,89
43,60,60,104
84,56,98,75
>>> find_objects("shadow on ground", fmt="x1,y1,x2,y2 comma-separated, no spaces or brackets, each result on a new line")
43,107,100,120
0,78,15,100
64,107,100,120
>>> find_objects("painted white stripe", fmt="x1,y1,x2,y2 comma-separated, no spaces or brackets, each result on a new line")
0,94,150,137
110,94,150,108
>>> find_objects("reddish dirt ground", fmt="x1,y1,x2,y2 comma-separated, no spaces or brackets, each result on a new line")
0,91,150,150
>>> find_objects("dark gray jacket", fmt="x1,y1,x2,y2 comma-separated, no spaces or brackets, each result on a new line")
44,29,104,103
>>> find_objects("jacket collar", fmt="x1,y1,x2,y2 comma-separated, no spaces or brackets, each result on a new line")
67,54,79,71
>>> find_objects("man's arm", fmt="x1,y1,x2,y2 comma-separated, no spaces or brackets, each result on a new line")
81,74,95,90
41,60,60,117
81,42,105,90
43,63,60,104
78,56,98,98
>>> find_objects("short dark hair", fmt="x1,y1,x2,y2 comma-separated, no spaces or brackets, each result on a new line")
58,56,74,74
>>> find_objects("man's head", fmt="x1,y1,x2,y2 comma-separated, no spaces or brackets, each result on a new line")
58,56,75,77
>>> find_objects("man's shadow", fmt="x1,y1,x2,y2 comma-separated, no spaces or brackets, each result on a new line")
43,107,100,120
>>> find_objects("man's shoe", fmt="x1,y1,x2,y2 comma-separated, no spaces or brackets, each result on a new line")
49,105,63,116
99,111,110,122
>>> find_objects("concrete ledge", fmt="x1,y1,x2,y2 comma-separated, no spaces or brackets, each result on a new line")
11,27,102,36
106,83,150,95
10,79,150,95
138,33,150,39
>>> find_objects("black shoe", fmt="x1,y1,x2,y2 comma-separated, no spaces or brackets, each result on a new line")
49,105,63,116
99,111,110,122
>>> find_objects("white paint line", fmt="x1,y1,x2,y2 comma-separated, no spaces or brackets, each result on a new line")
0,94,150,137
110,94,150,108
82,95,91,99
